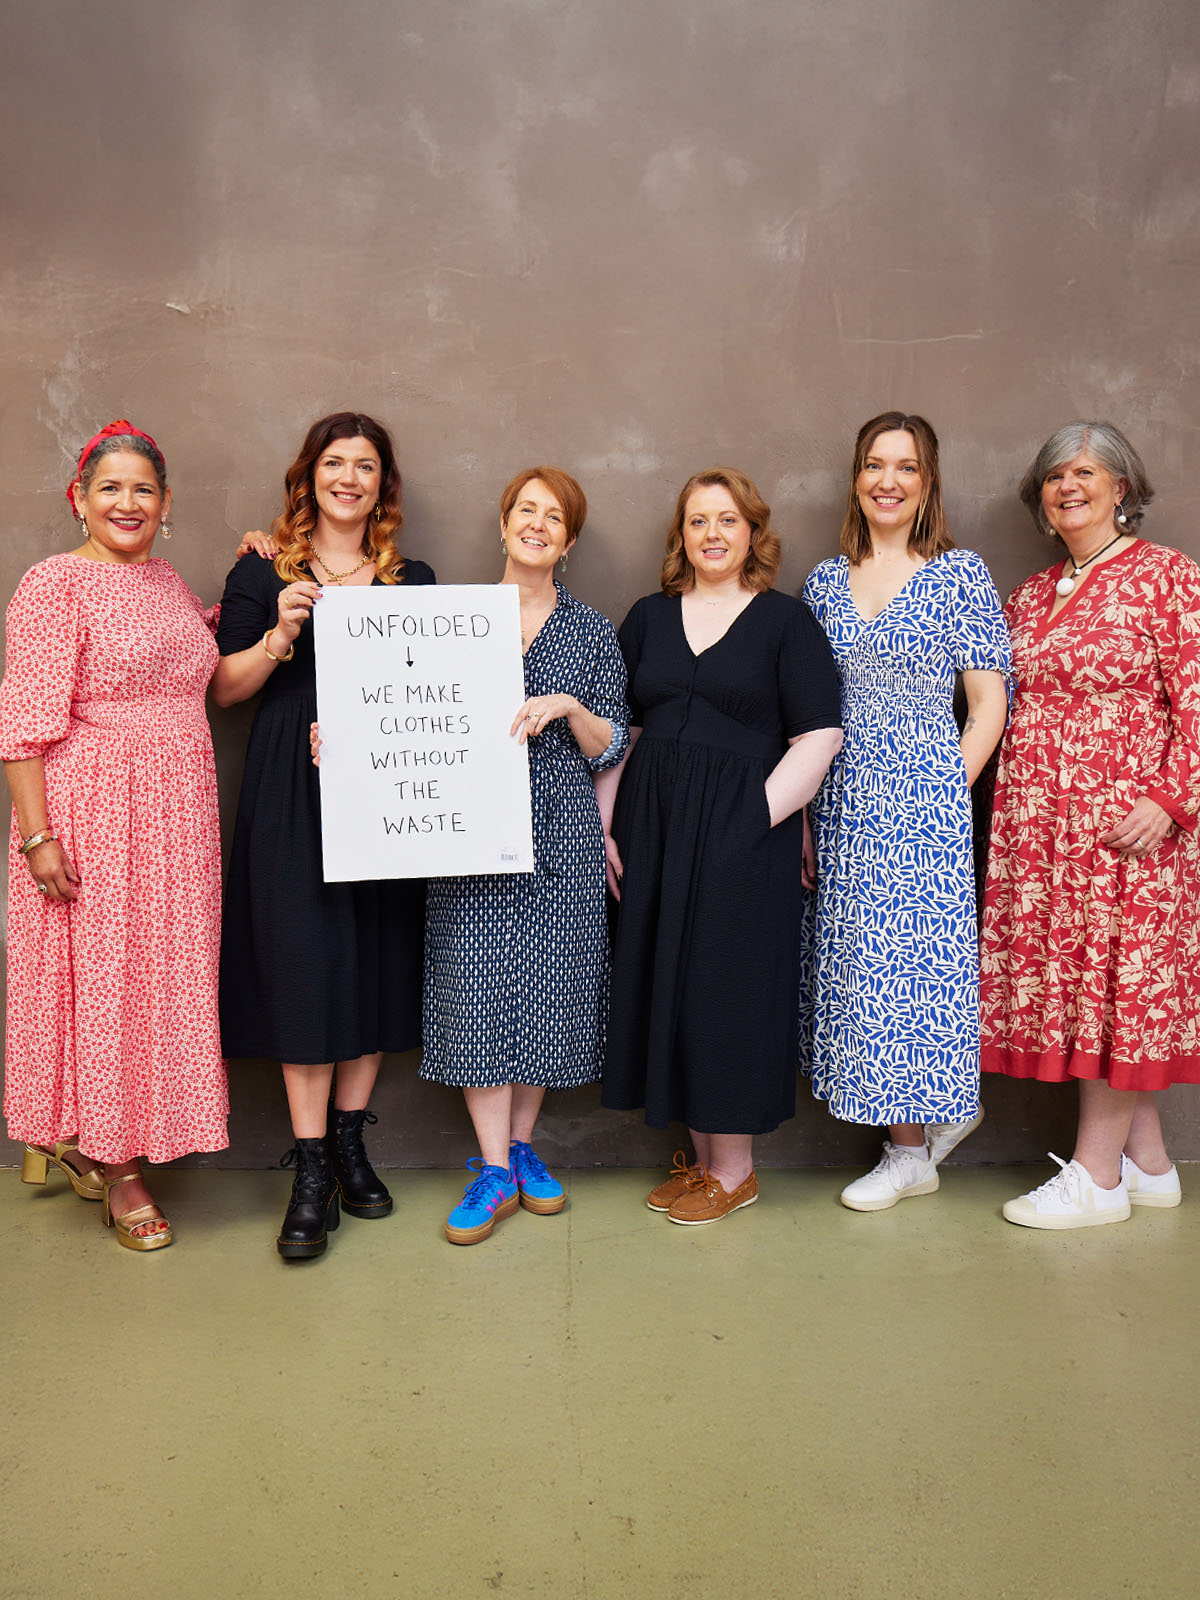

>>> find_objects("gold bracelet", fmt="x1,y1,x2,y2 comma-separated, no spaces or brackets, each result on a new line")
19,827,55,855
262,630,295,663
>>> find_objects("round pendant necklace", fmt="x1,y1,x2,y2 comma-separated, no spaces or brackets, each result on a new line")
1055,532,1128,597
310,546,372,584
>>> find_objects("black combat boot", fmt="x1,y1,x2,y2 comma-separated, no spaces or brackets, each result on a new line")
327,1108,394,1219
277,1137,340,1259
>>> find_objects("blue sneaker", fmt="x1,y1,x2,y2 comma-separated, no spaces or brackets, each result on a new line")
444,1159,519,1245
509,1140,566,1215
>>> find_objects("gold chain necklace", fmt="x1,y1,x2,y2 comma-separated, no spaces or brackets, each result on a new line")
309,546,372,584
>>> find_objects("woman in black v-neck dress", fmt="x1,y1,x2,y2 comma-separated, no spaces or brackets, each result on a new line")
213,412,434,1259
599,467,842,1224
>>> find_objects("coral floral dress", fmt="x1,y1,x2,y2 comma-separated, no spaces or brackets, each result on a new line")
0,554,229,1162
980,539,1200,1091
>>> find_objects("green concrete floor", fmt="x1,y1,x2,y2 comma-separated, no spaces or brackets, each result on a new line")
1,1166,1196,1600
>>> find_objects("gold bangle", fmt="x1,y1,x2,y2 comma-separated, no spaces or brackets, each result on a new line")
262,630,295,663
19,828,55,855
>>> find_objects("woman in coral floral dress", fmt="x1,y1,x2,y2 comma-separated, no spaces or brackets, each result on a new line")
0,422,228,1250
981,421,1200,1229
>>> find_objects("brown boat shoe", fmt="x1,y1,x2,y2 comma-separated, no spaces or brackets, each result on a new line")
667,1168,759,1226
646,1149,701,1211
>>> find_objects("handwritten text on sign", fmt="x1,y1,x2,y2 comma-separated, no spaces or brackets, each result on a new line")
313,585,534,881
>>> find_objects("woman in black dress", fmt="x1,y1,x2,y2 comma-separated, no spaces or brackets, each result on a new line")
599,467,843,1224
212,412,434,1258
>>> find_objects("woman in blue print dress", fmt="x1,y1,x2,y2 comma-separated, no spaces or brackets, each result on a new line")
799,412,1011,1211
420,468,628,1244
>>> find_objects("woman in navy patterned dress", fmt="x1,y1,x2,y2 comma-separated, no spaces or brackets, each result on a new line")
798,413,1011,1211
420,468,628,1244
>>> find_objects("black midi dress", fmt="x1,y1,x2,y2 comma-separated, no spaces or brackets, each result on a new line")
216,552,435,1065
602,588,842,1134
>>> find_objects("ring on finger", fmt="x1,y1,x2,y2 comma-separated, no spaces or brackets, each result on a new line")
37,883,49,895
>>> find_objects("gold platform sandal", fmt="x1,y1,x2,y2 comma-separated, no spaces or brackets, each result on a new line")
21,1142,105,1201
102,1170,173,1252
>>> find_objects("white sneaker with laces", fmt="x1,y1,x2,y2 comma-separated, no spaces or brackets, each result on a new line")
1002,1154,1131,1230
840,1142,939,1212
926,1111,984,1167
1121,1152,1182,1208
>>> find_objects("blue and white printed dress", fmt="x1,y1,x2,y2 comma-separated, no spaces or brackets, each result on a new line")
420,583,628,1089
798,549,1011,1124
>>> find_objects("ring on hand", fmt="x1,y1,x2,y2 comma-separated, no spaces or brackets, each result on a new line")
37,883,49,895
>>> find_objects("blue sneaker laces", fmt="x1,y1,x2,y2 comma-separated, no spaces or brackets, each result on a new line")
510,1141,552,1183
456,1158,512,1213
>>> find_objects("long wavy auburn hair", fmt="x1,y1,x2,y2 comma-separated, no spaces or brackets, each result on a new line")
272,412,407,585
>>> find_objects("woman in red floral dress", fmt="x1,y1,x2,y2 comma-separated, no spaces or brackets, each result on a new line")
981,421,1200,1229
1,422,228,1250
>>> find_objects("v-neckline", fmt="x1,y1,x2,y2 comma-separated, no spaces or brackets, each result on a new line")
1032,539,1141,639
840,553,931,626
679,590,761,658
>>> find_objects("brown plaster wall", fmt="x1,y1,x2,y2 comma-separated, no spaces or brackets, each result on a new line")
2,0,1199,1167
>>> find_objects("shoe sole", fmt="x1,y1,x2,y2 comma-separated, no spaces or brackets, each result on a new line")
928,1111,984,1167
337,1192,395,1219
445,1191,520,1245
667,1191,759,1226
840,1172,940,1212
277,1235,329,1258
519,1191,565,1215
1129,1190,1182,1209
1001,1201,1132,1229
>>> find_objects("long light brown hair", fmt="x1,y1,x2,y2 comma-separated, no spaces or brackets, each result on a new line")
273,412,407,585
661,467,781,595
840,412,953,564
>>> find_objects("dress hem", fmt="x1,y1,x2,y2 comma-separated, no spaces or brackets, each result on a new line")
982,1044,1200,1091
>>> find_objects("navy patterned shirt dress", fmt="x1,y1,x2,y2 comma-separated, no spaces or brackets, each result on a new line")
420,583,629,1089
797,549,1012,1124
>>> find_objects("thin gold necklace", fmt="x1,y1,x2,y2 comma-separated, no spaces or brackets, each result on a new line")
309,546,372,584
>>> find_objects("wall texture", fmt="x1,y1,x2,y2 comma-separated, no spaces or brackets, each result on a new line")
3,0,1199,1168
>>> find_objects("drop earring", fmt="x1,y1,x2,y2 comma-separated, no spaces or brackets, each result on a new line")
159,519,173,540
1115,504,1129,528
559,552,569,572
374,502,383,523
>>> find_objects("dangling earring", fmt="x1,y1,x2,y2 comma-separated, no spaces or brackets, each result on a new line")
559,552,569,572
500,535,508,552
159,519,173,540
373,502,383,523
77,515,89,543
1115,503,1129,528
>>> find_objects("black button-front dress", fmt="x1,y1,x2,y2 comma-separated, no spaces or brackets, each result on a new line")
216,551,435,1066
602,588,842,1134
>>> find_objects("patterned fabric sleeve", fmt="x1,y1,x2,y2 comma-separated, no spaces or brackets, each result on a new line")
617,597,649,725
582,615,630,772
0,562,82,761
947,550,1014,688
800,560,831,623
1142,549,1200,833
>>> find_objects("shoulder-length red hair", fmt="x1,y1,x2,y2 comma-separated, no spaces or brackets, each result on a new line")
661,467,781,595
273,412,407,585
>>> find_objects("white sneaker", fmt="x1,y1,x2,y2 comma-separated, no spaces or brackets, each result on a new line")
1002,1154,1131,1230
926,1111,984,1167
840,1143,939,1212
1121,1152,1182,1209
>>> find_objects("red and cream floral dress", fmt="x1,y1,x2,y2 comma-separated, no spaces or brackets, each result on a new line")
980,539,1200,1091
0,554,229,1162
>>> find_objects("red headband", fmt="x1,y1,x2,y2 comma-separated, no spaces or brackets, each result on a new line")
66,419,164,510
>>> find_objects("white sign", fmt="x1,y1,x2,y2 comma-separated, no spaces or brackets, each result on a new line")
313,584,534,881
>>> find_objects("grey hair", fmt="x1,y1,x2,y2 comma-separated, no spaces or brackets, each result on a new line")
78,433,167,494
1018,421,1154,540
